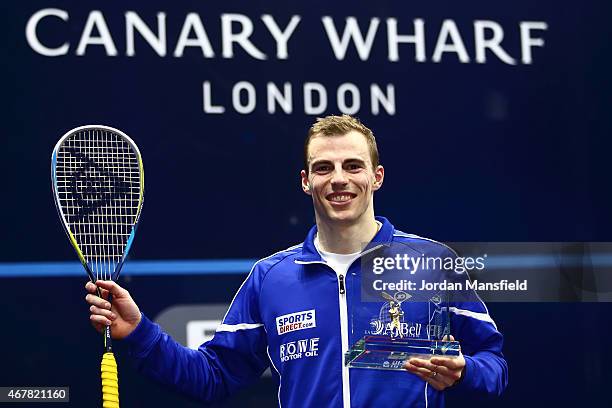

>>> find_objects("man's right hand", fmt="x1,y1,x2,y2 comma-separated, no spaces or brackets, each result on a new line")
85,280,142,339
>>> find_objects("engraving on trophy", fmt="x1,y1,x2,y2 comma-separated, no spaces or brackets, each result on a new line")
382,291,410,338
388,301,403,338
370,291,412,338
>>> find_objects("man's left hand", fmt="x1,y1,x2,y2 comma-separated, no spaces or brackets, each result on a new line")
403,336,466,391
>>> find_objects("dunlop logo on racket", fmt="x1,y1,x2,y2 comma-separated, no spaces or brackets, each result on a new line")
64,148,132,222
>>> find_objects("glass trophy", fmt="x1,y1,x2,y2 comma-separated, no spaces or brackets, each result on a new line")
345,244,463,371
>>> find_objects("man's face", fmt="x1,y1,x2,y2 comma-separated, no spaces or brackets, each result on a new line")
301,131,384,226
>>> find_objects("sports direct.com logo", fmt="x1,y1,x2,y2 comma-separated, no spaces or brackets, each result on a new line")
276,309,316,335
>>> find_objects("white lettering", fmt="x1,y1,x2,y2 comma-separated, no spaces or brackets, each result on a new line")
370,84,395,116
310,337,319,353
261,15,301,60
174,13,215,58
322,16,380,61
286,342,296,355
337,83,360,114
304,82,328,115
297,339,308,353
202,81,225,114
25,8,69,57
432,20,469,63
267,82,292,114
279,344,286,359
386,18,425,62
76,11,118,56
520,21,548,64
221,14,267,60
126,12,166,57
232,81,256,114
203,81,396,116
372,257,384,274
279,337,320,362
474,20,516,65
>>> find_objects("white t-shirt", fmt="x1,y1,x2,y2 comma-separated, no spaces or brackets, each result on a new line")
314,237,361,277
313,221,381,277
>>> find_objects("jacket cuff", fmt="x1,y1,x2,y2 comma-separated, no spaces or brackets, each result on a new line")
123,313,162,358
454,355,476,391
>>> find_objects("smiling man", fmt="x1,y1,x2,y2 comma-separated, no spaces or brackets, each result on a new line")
301,121,383,254
86,115,508,407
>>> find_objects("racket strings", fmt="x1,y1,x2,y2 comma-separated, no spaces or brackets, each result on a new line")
55,129,142,281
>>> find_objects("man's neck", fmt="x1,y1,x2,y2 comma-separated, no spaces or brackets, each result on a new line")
315,217,380,254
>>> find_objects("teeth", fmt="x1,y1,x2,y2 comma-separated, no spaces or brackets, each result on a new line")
330,194,352,202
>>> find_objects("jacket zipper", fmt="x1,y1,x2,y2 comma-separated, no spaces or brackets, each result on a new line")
294,244,385,408
337,272,350,408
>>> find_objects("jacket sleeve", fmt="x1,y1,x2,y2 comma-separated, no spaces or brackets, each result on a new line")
426,246,507,397
123,264,270,403
443,261,508,397
449,298,508,396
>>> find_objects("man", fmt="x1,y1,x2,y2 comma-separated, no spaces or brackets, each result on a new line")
388,301,404,338
86,115,507,407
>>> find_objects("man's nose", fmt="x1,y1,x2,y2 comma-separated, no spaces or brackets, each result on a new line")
330,166,348,186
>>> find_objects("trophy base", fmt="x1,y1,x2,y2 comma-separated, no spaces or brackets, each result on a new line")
345,336,461,370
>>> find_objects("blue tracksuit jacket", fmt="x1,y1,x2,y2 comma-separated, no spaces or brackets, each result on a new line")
124,217,508,407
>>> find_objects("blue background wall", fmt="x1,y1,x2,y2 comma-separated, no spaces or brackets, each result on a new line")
2,1,611,406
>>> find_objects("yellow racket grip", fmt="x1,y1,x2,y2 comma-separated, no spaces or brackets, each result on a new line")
101,352,120,408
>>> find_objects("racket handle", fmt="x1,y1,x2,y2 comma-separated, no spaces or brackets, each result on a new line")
101,352,120,408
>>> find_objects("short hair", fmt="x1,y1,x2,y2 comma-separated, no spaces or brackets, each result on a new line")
303,114,379,172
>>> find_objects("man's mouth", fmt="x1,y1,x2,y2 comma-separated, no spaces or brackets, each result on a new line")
326,192,357,203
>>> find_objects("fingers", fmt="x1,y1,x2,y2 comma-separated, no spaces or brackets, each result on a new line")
87,296,114,328
94,280,128,298
88,302,117,327
85,281,109,301
86,281,112,329
90,313,113,327
85,280,130,302
404,358,462,390
405,359,449,379
430,357,463,371
85,293,112,310
408,359,454,378
89,305,116,321
415,371,448,391
404,360,449,390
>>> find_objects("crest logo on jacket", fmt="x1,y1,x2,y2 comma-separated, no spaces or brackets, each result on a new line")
276,309,316,335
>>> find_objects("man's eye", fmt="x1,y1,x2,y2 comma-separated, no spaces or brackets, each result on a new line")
314,165,331,172
347,164,362,171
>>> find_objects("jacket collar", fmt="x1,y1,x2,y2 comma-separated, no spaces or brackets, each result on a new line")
296,216,395,262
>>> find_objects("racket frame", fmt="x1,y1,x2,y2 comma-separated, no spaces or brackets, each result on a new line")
52,125,144,408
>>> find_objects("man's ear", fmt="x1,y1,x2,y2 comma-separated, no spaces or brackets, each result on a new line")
372,165,384,191
300,169,312,195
